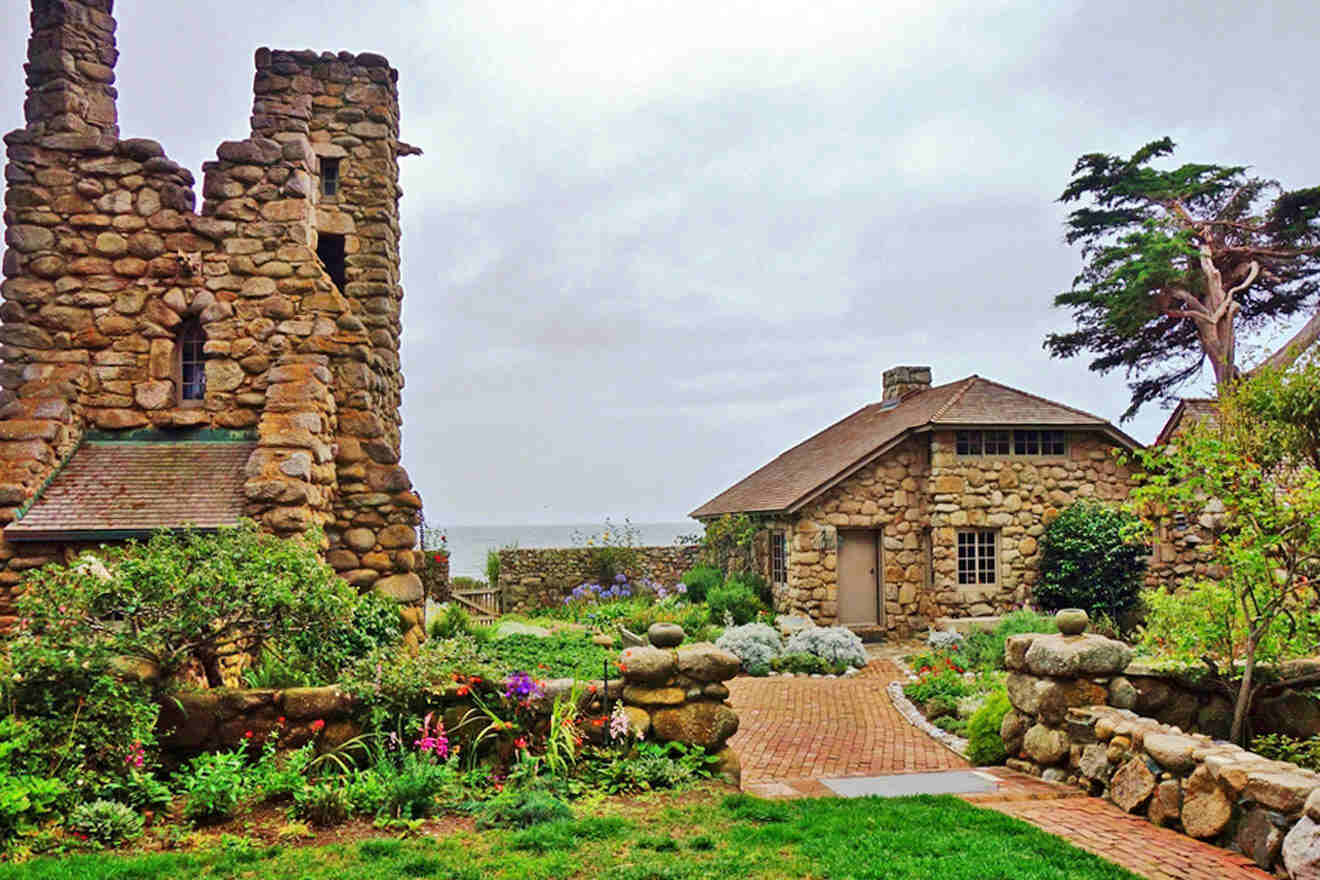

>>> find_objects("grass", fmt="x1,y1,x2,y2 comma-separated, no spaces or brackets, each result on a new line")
0,790,1140,880
481,632,619,680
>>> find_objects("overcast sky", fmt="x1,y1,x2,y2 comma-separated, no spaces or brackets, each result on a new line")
2,1,1317,525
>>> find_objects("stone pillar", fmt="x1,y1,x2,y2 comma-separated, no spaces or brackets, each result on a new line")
22,0,120,140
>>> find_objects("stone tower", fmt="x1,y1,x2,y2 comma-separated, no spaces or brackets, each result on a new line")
0,0,426,626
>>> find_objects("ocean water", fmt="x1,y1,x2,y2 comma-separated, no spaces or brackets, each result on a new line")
428,522,700,580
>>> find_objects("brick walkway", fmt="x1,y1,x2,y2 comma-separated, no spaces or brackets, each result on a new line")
726,659,1273,880
984,797,1271,880
726,659,967,789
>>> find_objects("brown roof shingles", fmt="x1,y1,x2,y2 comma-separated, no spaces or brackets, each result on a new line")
690,375,1139,519
5,441,256,541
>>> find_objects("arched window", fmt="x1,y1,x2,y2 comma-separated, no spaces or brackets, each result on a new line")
177,319,206,403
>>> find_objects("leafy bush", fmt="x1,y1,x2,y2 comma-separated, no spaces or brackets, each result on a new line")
784,626,866,668
255,744,314,803
294,781,350,827
66,800,143,847
716,623,782,676
486,549,502,587
483,633,617,681
1036,501,1148,620
680,566,722,604
927,630,964,652
965,688,1011,765
770,652,847,675
174,747,250,824
342,636,499,730
429,603,474,640
706,581,765,626
1251,734,1320,772
474,790,573,829
15,521,358,687
961,610,1057,671
730,572,773,608
903,666,969,705
0,773,67,846
343,769,390,817
377,753,461,819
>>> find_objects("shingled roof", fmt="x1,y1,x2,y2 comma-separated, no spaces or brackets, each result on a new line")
1153,398,1219,446
690,375,1140,519
5,439,256,542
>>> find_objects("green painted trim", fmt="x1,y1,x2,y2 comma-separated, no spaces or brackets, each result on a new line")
82,427,258,443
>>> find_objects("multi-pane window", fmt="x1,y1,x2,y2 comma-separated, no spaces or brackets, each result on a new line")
956,429,1065,456
957,530,997,585
321,158,340,197
770,531,787,585
179,321,206,402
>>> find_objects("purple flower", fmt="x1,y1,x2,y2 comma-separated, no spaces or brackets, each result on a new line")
505,671,544,702
676,582,688,594
614,574,627,584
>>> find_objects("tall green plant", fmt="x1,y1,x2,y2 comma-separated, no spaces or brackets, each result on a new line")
697,514,760,574
1129,361,1320,743
1036,500,1148,620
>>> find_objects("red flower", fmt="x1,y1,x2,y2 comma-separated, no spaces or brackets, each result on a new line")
591,718,604,726
311,719,326,732
457,684,471,696
588,685,597,694
243,730,254,739
514,737,528,749
277,716,286,726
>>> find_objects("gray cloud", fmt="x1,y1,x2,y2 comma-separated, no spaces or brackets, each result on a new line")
3,0,1318,524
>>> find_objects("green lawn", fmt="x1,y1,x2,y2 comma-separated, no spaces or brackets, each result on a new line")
0,792,1139,880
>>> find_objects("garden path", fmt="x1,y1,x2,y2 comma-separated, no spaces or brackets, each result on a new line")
726,659,1272,880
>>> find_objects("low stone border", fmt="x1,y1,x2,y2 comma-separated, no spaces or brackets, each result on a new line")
887,656,969,757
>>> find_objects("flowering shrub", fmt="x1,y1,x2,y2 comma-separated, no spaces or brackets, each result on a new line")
927,630,964,652
783,626,866,669
716,623,782,676
174,746,251,824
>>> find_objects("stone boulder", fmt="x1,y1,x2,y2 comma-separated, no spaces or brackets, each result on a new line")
1000,709,1029,755
1245,770,1320,814
1110,756,1156,813
373,572,423,604
1022,724,1070,766
282,686,347,720
675,643,740,682
651,702,739,749
1236,806,1287,870
1005,673,1106,725
1182,765,1232,839
1147,779,1181,827
1142,732,1200,774
1023,633,1133,678
620,646,678,684
647,622,685,648
1078,743,1112,782
1285,816,1320,880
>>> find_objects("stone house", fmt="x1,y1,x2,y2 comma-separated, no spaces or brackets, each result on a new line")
690,367,1141,637
0,0,425,627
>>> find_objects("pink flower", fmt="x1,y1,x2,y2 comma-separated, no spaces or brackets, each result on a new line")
311,719,325,732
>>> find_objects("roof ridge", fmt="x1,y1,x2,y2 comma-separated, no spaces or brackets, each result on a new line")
929,375,978,422
941,375,1110,424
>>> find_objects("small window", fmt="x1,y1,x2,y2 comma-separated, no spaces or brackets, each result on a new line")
956,530,997,585
1012,430,1066,456
770,531,787,585
317,233,347,291
321,158,340,197
956,431,982,455
985,430,1011,454
178,320,206,402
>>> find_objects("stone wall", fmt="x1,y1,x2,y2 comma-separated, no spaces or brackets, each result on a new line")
782,430,1136,636
1000,629,1320,875
0,1,423,623
498,545,700,612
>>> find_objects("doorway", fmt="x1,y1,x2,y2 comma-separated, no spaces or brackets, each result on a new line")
837,529,881,627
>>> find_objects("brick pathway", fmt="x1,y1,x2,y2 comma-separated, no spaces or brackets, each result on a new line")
984,797,1272,880
726,659,1273,880
726,659,967,789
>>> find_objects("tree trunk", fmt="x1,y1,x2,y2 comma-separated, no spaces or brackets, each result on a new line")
1230,638,1257,745
198,647,225,689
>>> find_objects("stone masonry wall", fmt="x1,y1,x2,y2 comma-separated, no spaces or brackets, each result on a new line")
499,545,701,613
999,629,1320,875
782,430,1136,636
0,1,423,623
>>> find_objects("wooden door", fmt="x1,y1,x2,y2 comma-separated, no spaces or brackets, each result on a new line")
837,529,881,626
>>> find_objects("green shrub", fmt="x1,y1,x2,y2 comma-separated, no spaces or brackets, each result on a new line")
0,773,67,845
730,572,773,608
474,790,573,829
343,769,390,817
770,652,847,676
377,753,460,819
961,610,1058,671
294,781,350,827
482,632,617,680
706,581,765,626
486,549,502,587
1251,734,1320,772
924,696,958,720
966,689,1011,765
429,603,474,640
342,637,499,730
174,747,250,824
904,667,969,705
680,566,723,604
66,799,143,847
1036,501,1148,620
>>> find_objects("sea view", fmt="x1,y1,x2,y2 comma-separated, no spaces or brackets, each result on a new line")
426,521,700,579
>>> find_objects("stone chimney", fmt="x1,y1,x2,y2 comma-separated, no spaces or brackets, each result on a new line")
22,0,120,139
883,366,932,401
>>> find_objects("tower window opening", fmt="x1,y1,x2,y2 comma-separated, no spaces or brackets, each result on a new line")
317,233,347,291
